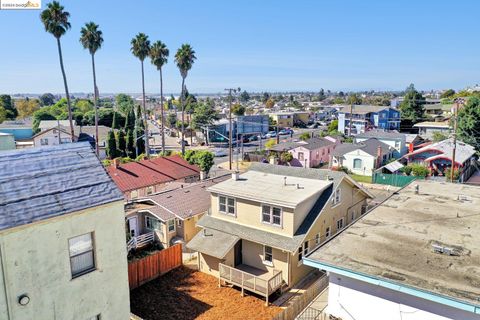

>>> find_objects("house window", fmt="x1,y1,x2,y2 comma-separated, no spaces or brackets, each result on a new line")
69,233,95,278
219,195,235,216
168,219,175,232
131,190,138,199
315,233,320,245
303,241,309,256
40,138,48,145
298,152,304,161
264,245,273,263
326,226,331,238
261,205,282,227
177,219,183,227
145,216,160,230
337,218,344,231
87,315,100,320
60,137,71,144
395,141,400,149
351,211,355,221
146,186,154,195
353,158,362,169
331,188,341,206
298,246,302,262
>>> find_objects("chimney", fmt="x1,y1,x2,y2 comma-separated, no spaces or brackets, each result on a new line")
376,145,383,168
112,158,120,168
232,171,240,181
200,171,207,180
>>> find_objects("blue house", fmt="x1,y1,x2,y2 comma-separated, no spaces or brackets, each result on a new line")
338,105,400,135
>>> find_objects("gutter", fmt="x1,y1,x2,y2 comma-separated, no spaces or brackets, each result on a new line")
302,258,480,315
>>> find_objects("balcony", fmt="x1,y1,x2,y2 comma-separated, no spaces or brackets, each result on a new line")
219,263,283,305
127,231,155,252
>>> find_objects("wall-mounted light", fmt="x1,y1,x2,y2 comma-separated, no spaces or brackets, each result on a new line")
18,294,30,306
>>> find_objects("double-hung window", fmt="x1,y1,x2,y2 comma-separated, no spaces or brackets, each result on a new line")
303,241,309,256
219,195,236,216
69,233,95,278
332,188,341,206
146,186,154,195
168,219,175,232
40,138,48,145
145,216,160,230
261,205,282,227
326,226,331,238
337,218,344,231
264,246,273,264
315,233,320,245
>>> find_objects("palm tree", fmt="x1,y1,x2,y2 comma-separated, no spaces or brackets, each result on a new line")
40,1,74,139
149,41,169,154
131,33,151,157
175,44,196,155
80,22,103,156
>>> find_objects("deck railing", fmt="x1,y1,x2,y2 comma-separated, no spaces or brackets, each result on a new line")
127,232,155,252
219,263,283,305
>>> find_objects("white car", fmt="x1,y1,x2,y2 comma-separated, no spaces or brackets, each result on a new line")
213,149,227,157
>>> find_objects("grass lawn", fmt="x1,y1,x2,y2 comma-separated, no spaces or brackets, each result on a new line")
130,266,282,320
348,174,372,184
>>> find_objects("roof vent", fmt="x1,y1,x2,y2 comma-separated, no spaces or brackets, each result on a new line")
414,184,419,194
432,243,459,256
457,194,471,202
232,171,240,181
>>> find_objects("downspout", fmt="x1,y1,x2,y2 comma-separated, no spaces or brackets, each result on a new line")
0,245,11,320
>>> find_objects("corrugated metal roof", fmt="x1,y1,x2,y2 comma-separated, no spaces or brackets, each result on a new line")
0,142,123,231
187,228,240,259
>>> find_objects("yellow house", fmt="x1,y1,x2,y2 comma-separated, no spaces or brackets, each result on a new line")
126,175,230,251
0,142,130,320
188,163,372,304
270,111,310,128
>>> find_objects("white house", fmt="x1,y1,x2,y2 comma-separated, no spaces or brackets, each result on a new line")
354,130,407,157
303,180,480,320
330,138,394,176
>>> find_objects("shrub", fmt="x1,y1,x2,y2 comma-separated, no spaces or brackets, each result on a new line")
410,164,429,177
401,165,412,176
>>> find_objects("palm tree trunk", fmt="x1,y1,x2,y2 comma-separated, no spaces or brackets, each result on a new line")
91,53,99,156
181,77,186,155
160,68,165,154
141,59,150,158
56,37,74,140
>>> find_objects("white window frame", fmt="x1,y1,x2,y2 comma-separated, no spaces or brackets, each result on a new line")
331,188,341,206
260,204,282,227
131,190,138,199
353,158,362,169
145,216,160,230
146,186,154,195
168,219,176,233
219,195,236,216
263,245,273,266
325,226,331,238
297,246,303,263
40,138,49,145
177,219,183,227
337,218,345,231
69,232,96,279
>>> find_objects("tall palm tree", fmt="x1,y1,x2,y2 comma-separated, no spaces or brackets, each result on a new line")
149,41,169,154
80,22,103,156
40,1,75,139
175,44,196,155
131,33,151,158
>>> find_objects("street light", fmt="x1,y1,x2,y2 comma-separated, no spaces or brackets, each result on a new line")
451,98,465,183
225,87,241,171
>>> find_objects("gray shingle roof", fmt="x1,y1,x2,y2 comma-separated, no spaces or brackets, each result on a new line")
187,228,240,259
356,130,405,140
302,137,336,150
332,138,392,157
0,142,123,231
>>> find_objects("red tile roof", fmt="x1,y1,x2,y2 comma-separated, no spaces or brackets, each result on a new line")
106,155,200,192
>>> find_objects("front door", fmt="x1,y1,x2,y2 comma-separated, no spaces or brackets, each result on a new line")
234,240,242,266
128,217,138,237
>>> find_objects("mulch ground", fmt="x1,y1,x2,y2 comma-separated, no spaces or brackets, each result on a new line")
130,266,282,320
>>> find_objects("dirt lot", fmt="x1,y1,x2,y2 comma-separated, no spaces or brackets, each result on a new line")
130,266,282,320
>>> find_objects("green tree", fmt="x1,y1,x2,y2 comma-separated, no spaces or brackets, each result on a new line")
131,33,151,157
126,129,135,158
124,108,135,131
40,1,75,138
15,99,40,119
410,164,429,177
399,84,425,124
328,119,338,132
117,129,126,156
115,94,134,116
0,106,6,124
175,43,197,155
231,103,245,116
39,93,56,106
265,139,276,149
440,89,455,99
191,102,217,131
106,130,117,159
432,131,448,142
347,93,362,105
0,95,16,119
240,90,250,103
185,150,214,173
265,98,275,109
167,112,177,128
75,99,93,113
32,109,56,133
112,111,120,129
318,88,326,101
80,21,103,155
299,132,311,141
280,152,293,163
150,40,169,154
457,96,480,150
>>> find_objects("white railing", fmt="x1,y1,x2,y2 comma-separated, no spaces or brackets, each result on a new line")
219,263,283,305
127,232,155,252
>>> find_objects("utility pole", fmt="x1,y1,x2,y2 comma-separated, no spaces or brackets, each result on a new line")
451,98,463,183
349,103,353,136
225,87,240,171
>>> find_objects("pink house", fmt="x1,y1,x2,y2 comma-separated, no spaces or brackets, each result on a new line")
270,136,340,168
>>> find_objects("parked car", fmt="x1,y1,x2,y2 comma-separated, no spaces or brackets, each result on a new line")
279,128,294,135
308,123,319,129
177,139,189,147
248,135,258,142
213,149,227,157
265,131,277,138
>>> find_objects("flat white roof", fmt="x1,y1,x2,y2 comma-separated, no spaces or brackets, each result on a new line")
207,170,332,208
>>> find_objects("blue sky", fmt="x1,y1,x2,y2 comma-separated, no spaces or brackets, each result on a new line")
0,0,479,94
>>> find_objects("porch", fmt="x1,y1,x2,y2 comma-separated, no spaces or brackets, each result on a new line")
219,263,283,306
127,231,155,252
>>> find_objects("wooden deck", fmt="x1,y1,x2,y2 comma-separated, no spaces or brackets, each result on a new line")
219,263,283,305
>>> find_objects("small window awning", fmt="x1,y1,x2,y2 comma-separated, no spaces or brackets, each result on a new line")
383,160,404,173
186,228,240,259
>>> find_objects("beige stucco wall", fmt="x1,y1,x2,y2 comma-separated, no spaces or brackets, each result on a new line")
182,213,204,244
0,201,130,320
210,194,296,236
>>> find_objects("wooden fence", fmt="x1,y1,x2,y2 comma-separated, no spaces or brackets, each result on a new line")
273,274,329,320
128,244,182,290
